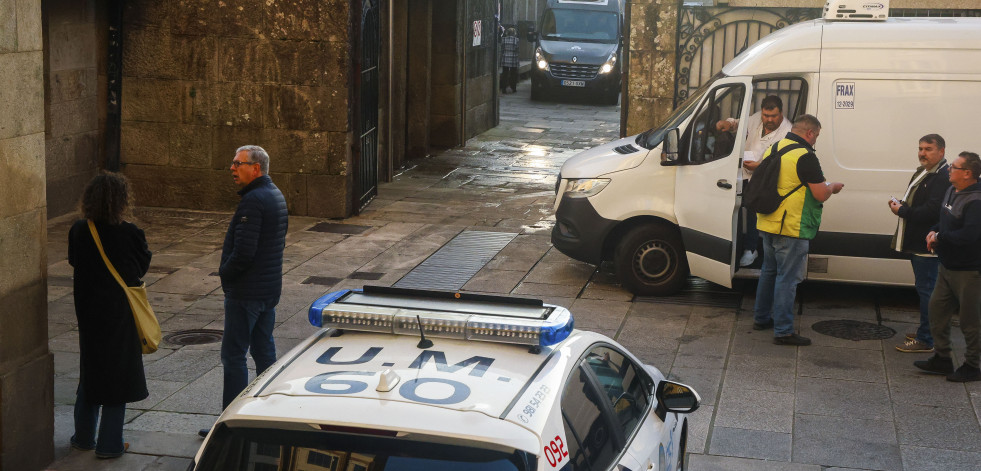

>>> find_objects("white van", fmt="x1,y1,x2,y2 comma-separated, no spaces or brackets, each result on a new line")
551,6,981,296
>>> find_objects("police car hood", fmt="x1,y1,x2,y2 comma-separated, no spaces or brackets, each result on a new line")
227,331,596,448
559,135,649,179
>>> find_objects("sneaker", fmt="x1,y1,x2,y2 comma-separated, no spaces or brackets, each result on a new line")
905,332,916,341
946,363,981,382
753,319,774,330
774,334,811,346
913,354,954,375
895,338,933,353
739,250,758,267
95,442,129,459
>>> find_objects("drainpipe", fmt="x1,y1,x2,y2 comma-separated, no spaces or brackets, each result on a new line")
387,0,394,180
105,0,123,171
460,0,468,145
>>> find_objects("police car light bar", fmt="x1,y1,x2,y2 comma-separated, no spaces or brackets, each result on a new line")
308,286,574,347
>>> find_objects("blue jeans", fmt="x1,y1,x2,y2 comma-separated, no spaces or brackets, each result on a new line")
910,255,939,346
754,232,809,337
221,296,279,409
71,383,126,456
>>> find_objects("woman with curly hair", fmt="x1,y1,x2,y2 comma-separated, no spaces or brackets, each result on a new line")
68,172,151,459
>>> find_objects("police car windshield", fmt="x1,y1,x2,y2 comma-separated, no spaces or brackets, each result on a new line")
195,426,535,471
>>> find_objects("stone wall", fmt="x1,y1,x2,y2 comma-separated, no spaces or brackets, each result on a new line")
624,0,677,137
0,0,55,469
43,0,105,218
119,0,354,218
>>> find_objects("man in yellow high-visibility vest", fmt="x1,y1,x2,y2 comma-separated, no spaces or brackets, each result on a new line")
752,115,844,346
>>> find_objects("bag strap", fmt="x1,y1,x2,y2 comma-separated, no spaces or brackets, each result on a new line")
87,219,129,290
771,142,807,199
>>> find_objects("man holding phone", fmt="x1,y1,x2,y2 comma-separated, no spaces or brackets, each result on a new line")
889,134,950,353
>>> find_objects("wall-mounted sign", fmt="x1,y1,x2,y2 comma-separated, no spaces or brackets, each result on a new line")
473,20,482,46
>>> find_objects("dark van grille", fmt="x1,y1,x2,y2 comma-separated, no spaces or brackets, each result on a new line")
550,63,599,80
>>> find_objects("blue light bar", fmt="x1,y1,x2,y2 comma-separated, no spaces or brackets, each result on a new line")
307,287,575,347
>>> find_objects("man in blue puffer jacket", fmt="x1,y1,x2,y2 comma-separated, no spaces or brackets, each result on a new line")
215,145,288,414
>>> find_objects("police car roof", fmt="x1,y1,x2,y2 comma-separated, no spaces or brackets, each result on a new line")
220,329,605,451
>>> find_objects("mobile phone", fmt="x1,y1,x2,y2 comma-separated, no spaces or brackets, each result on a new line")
890,196,900,204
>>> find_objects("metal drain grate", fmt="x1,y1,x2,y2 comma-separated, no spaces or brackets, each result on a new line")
635,277,743,309
394,231,518,291
164,329,224,346
811,320,896,341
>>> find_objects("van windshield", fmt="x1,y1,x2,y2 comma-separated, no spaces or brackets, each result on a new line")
636,74,722,150
541,9,618,43
195,425,536,471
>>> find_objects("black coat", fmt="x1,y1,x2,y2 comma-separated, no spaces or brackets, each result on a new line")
933,183,981,271
69,219,151,405
897,162,950,254
220,175,289,300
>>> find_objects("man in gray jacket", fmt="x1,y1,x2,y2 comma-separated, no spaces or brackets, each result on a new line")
914,151,981,382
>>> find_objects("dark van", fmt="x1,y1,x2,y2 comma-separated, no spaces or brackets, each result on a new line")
527,0,623,104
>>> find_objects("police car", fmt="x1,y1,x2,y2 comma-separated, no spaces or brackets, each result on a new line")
190,286,699,471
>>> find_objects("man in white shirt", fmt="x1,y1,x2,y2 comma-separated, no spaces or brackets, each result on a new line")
717,95,793,267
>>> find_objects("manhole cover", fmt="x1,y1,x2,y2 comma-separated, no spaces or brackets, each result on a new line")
164,329,224,346
811,320,895,341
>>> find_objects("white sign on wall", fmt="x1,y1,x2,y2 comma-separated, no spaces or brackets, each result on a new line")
473,20,482,46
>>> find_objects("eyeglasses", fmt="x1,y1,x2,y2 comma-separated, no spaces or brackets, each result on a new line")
231,160,257,168
951,165,968,171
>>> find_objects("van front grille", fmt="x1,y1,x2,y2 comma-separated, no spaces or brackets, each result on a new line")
550,63,599,80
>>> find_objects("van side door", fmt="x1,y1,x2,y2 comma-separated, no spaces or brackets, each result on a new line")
673,76,752,288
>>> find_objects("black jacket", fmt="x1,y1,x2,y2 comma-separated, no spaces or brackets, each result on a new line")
69,219,151,405
897,162,950,254
933,182,981,271
220,175,289,300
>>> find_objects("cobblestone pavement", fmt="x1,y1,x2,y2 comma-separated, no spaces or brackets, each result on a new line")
45,79,981,471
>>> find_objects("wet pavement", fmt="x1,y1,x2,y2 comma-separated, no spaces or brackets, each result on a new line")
44,79,981,471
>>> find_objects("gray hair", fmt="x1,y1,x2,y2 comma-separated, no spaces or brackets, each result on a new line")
236,145,270,175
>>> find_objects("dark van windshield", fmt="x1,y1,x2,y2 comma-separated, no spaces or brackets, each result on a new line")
541,9,618,43
194,426,535,471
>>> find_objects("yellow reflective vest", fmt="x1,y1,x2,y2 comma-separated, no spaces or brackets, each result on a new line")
756,138,823,239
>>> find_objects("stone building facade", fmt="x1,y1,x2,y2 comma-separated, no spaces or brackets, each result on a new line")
0,2,55,470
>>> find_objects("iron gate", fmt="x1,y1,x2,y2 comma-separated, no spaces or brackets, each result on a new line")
674,7,820,107
356,0,380,212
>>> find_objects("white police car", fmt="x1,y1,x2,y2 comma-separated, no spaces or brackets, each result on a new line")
190,286,699,471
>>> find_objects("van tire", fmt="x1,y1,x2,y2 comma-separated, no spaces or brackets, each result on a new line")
614,224,689,296
531,85,544,101
605,90,619,106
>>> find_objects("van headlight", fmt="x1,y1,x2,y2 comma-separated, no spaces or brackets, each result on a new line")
563,179,610,198
535,47,548,70
599,52,617,74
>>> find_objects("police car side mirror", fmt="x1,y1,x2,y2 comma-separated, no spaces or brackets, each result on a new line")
660,128,680,166
655,380,700,414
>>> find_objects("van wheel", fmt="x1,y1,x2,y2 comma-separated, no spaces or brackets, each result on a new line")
605,91,619,106
531,85,544,101
614,224,688,296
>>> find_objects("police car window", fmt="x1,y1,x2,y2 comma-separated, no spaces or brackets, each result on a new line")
195,426,535,471
583,347,650,437
685,84,746,165
560,366,618,471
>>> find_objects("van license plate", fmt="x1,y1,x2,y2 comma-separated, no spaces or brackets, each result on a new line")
561,80,586,87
